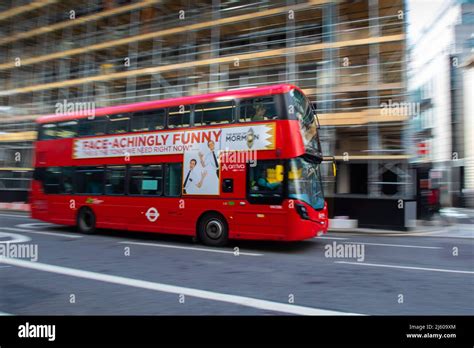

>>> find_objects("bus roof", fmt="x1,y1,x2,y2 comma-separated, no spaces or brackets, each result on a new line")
36,83,301,124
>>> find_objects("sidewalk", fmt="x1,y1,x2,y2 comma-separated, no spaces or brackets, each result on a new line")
329,207,474,234
330,218,473,239
328,223,443,235
439,207,474,224
0,202,30,212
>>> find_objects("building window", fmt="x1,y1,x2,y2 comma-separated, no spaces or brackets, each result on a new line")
194,101,235,126
129,165,163,195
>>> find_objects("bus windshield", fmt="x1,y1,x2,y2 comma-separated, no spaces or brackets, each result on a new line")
288,157,324,210
289,89,321,156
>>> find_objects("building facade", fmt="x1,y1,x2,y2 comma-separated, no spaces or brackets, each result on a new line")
409,0,474,210
462,55,474,207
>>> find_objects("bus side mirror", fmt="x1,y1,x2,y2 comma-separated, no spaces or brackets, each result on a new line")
323,156,337,177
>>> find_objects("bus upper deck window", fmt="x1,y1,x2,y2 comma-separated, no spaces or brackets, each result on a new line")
131,109,165,132
39,123,58,140
56,120,78,138
194,102,234,126
107,114,130,134
239,97,277,122
78,117,107,137
168,106,190,128
289,89,313,125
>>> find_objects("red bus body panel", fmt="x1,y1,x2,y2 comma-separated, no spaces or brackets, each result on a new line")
31,84,328,242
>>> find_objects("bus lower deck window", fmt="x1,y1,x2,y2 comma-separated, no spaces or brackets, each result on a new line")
75,167,105,194
105,166,126,195
129,165,163,195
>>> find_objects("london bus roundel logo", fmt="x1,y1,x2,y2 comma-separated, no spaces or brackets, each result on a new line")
145,207,160,222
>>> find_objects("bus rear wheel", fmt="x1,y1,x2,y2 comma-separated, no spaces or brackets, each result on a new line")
77,207,97,234
198,213,228,247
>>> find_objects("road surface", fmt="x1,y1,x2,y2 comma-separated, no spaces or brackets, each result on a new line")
0,212,472,315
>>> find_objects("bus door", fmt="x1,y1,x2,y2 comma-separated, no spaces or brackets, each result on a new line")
100,166,128,229
126,165,164,232
235,161,287,237
40,167,75,224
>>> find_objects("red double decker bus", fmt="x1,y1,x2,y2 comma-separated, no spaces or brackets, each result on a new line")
30,84,328,246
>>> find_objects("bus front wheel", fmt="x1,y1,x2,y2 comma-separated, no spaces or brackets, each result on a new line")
198,213,228,246
77,207,97,234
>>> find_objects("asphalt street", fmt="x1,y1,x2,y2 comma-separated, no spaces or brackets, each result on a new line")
0,212,473,315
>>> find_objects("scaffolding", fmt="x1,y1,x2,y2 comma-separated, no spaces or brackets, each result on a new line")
0,0,411,200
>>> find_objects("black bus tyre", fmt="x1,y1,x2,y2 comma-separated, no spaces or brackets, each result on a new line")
198,213,229,246
77,207,97,234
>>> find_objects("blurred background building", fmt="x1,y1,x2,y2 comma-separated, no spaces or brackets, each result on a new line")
463,55,474,208
0,0,440,228
408,0,474,211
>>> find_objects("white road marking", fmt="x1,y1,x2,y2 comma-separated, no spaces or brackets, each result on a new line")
0,213,30,218
317,236,348,240
0,257,360,316
0,232,31,244
16,222,56,229
119,241,263,256
335,261,474,275
343,241,442,249
0,227,82,239
0,266,11,269
364,231,448,237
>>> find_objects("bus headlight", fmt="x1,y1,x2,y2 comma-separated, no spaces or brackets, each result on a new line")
295,203,309,220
